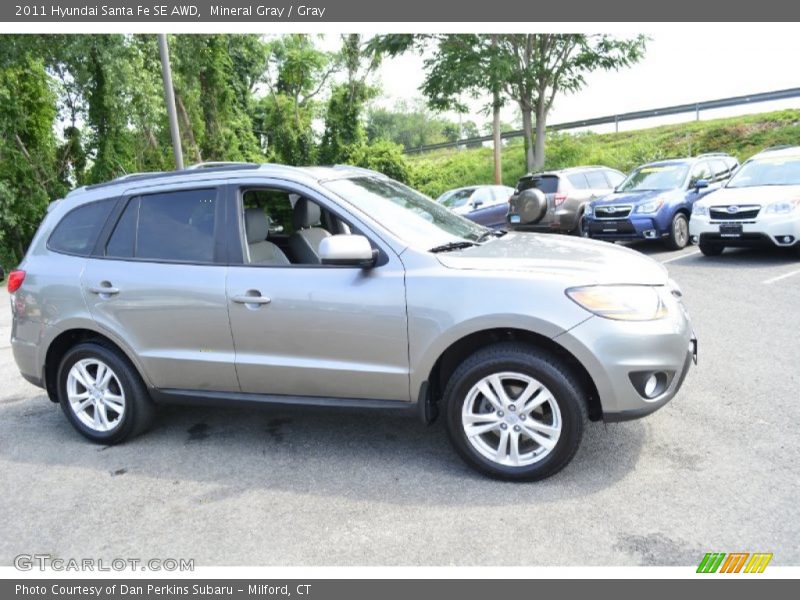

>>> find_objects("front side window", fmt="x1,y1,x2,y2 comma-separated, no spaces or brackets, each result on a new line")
438,188,475,209
616,164,689,192
689,162,713,187
105,189,218,263
49,199,116,256
324,177,487,250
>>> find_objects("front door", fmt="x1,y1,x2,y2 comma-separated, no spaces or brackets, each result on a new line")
226,184,410,401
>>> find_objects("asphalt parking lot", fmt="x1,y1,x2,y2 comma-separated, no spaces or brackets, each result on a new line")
1,242,799,567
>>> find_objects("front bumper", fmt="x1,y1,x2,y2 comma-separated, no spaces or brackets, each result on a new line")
554,290,695,421
584,214,668,241
689,213,800,247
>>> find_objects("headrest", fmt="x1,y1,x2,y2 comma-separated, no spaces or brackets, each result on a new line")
245,208,269,244
292,198,321,230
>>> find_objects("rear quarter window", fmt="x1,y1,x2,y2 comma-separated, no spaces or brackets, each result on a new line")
48,199,116,256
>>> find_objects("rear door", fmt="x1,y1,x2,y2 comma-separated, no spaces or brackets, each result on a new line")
81,185,239,392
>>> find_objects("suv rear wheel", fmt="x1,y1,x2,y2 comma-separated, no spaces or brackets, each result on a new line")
666,213,690,250
57,342,155,444
443,343,587,481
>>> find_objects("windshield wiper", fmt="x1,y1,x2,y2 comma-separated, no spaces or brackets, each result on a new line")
429,241,480,253
475,229,507,243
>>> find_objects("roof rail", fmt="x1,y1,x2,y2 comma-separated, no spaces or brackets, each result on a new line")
697,152,731,158
184,161,259,170
759,145,796,153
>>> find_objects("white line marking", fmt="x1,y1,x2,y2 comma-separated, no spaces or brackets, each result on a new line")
660,250,702,264
763,269,800,285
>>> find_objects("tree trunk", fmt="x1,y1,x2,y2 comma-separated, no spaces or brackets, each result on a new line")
521,105,535,173
492,91,502,184
533,108,547,171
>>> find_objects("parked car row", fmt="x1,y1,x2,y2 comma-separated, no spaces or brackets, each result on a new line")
438,146,800,256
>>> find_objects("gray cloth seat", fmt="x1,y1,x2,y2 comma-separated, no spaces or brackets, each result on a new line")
245,208,290,265
288,198,331,264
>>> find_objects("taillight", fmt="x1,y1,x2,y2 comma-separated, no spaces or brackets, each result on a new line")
7,270,25,293
554,193,568,206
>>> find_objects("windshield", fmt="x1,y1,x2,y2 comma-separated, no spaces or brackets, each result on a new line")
324,177,488,249
616,164,689,192
727,155,800,188
437,188,475,208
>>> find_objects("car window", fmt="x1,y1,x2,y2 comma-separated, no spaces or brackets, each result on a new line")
567,174,589,190
689,162,713,186
727,155,800,188
519,175,559,194
438,188,475,209
493,187,514,202
105,189,218,263
711,160,729,182
471,187,494,205
616,164,689,192
605,170,626,188
585,170,609,189
48,199,116,256
242,189,295,235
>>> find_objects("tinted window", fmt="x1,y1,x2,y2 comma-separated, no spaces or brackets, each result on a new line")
585,170,609,189
105,189,217,262
567,174,589,190
519,175,559,194
49,199,116,256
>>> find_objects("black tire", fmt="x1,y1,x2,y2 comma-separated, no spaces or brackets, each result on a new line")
443,342,588,482
572,211,585,237
665,213,690,250
698,241,724,256
57,342,155,444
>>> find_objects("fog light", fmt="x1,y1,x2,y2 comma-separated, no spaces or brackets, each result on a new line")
644,374,659,397
781,236,794,244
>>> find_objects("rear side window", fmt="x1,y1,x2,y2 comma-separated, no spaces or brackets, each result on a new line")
584,171,609,189
518,175,559,194
105,188,218,263
48,199,116,256
605,170,626,188
567,174,589,189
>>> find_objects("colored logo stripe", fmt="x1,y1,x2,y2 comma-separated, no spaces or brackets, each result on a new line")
697,553,726,573
719,553,749,573
744,553,773,573
697,552,773,573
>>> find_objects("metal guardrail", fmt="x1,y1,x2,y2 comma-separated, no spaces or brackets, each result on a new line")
404,87,800,155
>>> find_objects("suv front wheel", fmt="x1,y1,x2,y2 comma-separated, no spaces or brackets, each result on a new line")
57,342,155,444
443,343,587,481
666,213,690,250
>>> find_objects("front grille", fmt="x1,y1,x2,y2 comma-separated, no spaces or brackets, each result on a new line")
594,205,632,219
709,205,760,220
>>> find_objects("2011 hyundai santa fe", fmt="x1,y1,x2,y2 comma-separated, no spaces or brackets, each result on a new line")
8,163,697,481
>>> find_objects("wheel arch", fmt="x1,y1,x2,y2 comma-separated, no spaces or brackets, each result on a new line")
423,327,602,422
43,326,150,403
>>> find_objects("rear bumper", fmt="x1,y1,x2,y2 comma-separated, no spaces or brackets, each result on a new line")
554,292,695,421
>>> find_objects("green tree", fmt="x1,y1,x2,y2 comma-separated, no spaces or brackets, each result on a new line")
497,34,647,171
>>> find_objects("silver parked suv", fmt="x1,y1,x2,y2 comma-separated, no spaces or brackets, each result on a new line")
9,163,696,481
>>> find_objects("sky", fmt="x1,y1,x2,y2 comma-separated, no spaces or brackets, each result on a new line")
358,32,800,135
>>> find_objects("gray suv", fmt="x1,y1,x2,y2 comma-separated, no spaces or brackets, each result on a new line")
8,163,696,481
507,166,626,235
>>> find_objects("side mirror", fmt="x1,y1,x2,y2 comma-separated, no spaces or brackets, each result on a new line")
694,179,709,191
318,234,377,268
472,198,484,208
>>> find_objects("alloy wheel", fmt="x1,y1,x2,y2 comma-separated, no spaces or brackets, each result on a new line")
66,358,126,432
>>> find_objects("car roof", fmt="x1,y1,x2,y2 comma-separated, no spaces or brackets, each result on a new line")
64,163,387,203
749,146,800,161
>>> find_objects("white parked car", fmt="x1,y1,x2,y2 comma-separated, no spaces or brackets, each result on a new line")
690,146,800,256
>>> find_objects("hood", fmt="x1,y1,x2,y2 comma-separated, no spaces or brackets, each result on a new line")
593,189,675,206
696,185,800,207
436,232,668,286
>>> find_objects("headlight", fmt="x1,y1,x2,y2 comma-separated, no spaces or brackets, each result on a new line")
584,204,594,217
635,198,665,214
764,199,800,214
692,204,709,216
566,285,668,321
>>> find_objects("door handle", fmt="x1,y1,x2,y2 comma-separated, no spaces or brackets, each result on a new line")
232,292,271,305
88,284,119,295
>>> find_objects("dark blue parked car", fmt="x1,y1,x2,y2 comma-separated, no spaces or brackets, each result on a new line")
584,153,739,250
436,185,515,229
